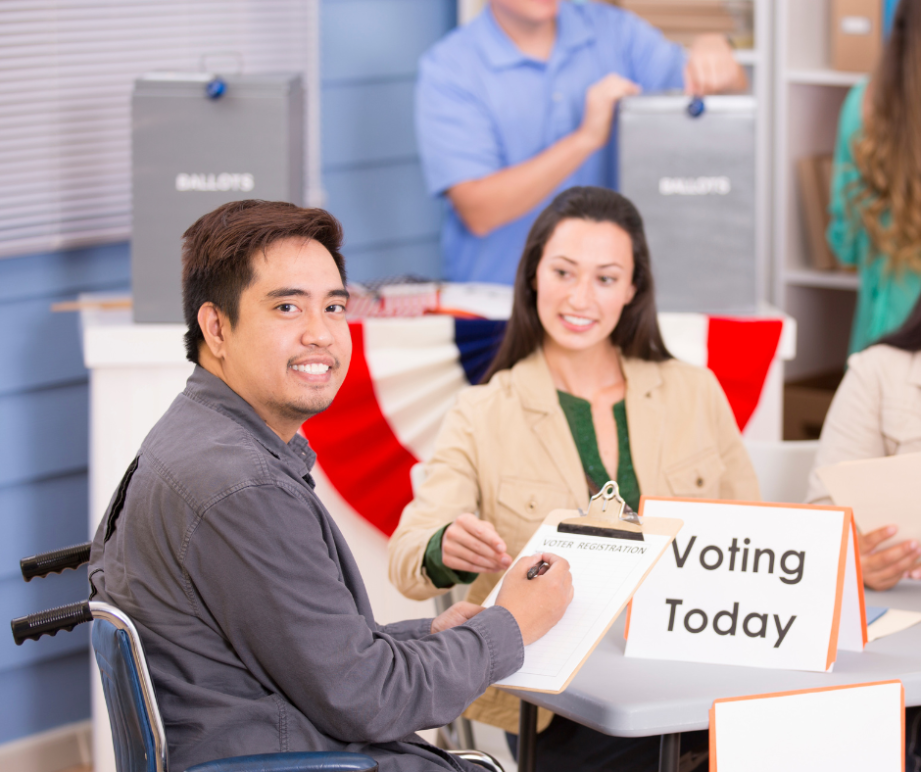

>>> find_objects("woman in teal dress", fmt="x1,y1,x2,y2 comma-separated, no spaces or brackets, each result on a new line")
827,0,921,354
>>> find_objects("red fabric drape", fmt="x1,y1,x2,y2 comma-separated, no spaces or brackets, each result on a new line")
706,317,783,431
302,322,418,536
307,318,784,534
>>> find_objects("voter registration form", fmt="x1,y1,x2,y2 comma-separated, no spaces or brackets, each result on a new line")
482,509,680,694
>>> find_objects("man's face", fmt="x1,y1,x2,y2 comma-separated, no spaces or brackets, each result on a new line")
214,237,351,440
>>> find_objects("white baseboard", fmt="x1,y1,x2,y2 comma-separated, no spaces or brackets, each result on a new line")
0,720,92,772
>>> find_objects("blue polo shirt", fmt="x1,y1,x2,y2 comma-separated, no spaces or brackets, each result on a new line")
416,2,686,284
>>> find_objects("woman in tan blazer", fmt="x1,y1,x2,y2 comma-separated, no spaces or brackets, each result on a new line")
806,294,921,591
388,187,759,772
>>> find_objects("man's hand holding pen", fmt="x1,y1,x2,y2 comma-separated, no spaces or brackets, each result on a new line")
496,553,574,646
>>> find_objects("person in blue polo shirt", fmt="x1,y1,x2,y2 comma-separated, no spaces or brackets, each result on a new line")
417,0,747,284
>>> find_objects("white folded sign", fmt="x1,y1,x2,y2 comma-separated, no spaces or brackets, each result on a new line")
625,498,867,672
710,681,904,772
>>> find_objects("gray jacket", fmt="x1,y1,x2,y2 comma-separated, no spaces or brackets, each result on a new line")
88,367,523,772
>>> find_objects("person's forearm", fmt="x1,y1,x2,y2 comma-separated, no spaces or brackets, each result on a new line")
448,128,598,237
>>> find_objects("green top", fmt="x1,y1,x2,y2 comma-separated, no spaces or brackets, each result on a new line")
421,392,641,589
555,392,641,511
828,79,921,355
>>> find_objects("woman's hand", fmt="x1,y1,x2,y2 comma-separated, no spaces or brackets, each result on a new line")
442,513,513,574
859,525,921,591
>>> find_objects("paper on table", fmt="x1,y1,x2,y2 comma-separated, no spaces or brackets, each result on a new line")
867,608,921,642
482,513,677,694
817,452,921,547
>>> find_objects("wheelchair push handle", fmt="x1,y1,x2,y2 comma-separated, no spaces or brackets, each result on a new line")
11,600,93,645
20,541,92,581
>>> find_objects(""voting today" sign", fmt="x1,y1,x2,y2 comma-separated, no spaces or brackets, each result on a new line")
624,498,867,672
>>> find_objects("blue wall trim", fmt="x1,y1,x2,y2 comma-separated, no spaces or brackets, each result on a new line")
0,242,130,304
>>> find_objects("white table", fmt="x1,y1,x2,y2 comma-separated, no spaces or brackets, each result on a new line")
510,583,921,772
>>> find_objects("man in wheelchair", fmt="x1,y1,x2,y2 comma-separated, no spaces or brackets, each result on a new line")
87,201,573,772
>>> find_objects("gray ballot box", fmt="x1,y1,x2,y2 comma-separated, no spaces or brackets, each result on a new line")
132,73,303,322
618,95,756,314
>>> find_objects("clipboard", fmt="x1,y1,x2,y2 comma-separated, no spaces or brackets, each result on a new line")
482,482,683,694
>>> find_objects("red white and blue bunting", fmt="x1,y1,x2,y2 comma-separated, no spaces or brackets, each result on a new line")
303,314,783,536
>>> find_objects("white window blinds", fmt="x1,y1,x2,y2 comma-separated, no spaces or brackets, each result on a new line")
0,0,320,259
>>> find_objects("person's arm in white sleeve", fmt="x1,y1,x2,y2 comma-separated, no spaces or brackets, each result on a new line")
805,353,887,505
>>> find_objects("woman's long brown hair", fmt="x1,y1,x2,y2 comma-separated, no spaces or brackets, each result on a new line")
851,0,921,272
482,186,671,383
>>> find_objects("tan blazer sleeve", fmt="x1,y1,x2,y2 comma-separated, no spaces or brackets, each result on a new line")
387,392,482,601
805,350,886,505
706,368,762,502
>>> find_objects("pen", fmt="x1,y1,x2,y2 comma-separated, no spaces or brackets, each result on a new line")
527,560,550,580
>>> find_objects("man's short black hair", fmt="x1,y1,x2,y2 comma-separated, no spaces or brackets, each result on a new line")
181,200,346,364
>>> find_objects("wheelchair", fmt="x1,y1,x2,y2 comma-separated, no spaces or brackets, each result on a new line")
11,542,503,772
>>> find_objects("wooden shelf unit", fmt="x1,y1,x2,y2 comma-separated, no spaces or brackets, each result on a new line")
772,0,871,380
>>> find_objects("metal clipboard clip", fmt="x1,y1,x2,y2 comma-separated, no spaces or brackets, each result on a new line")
556,480,645,542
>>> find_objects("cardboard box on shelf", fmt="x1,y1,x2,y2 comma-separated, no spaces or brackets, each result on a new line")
831,0,883,73
627,13,736,32
784,371,844,441
608,0,754,49
797,154,838,270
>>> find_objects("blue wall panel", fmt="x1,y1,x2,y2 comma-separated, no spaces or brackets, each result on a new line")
0,384,89,490
0,474,88,582
0,649,91,746
321,0,454,281
0,244,127,745
322,80,417,169
0,242,130,304
344,236,442,283
325,162,441,250
0,297,91,397
0,243,130,396
322,0,456,83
